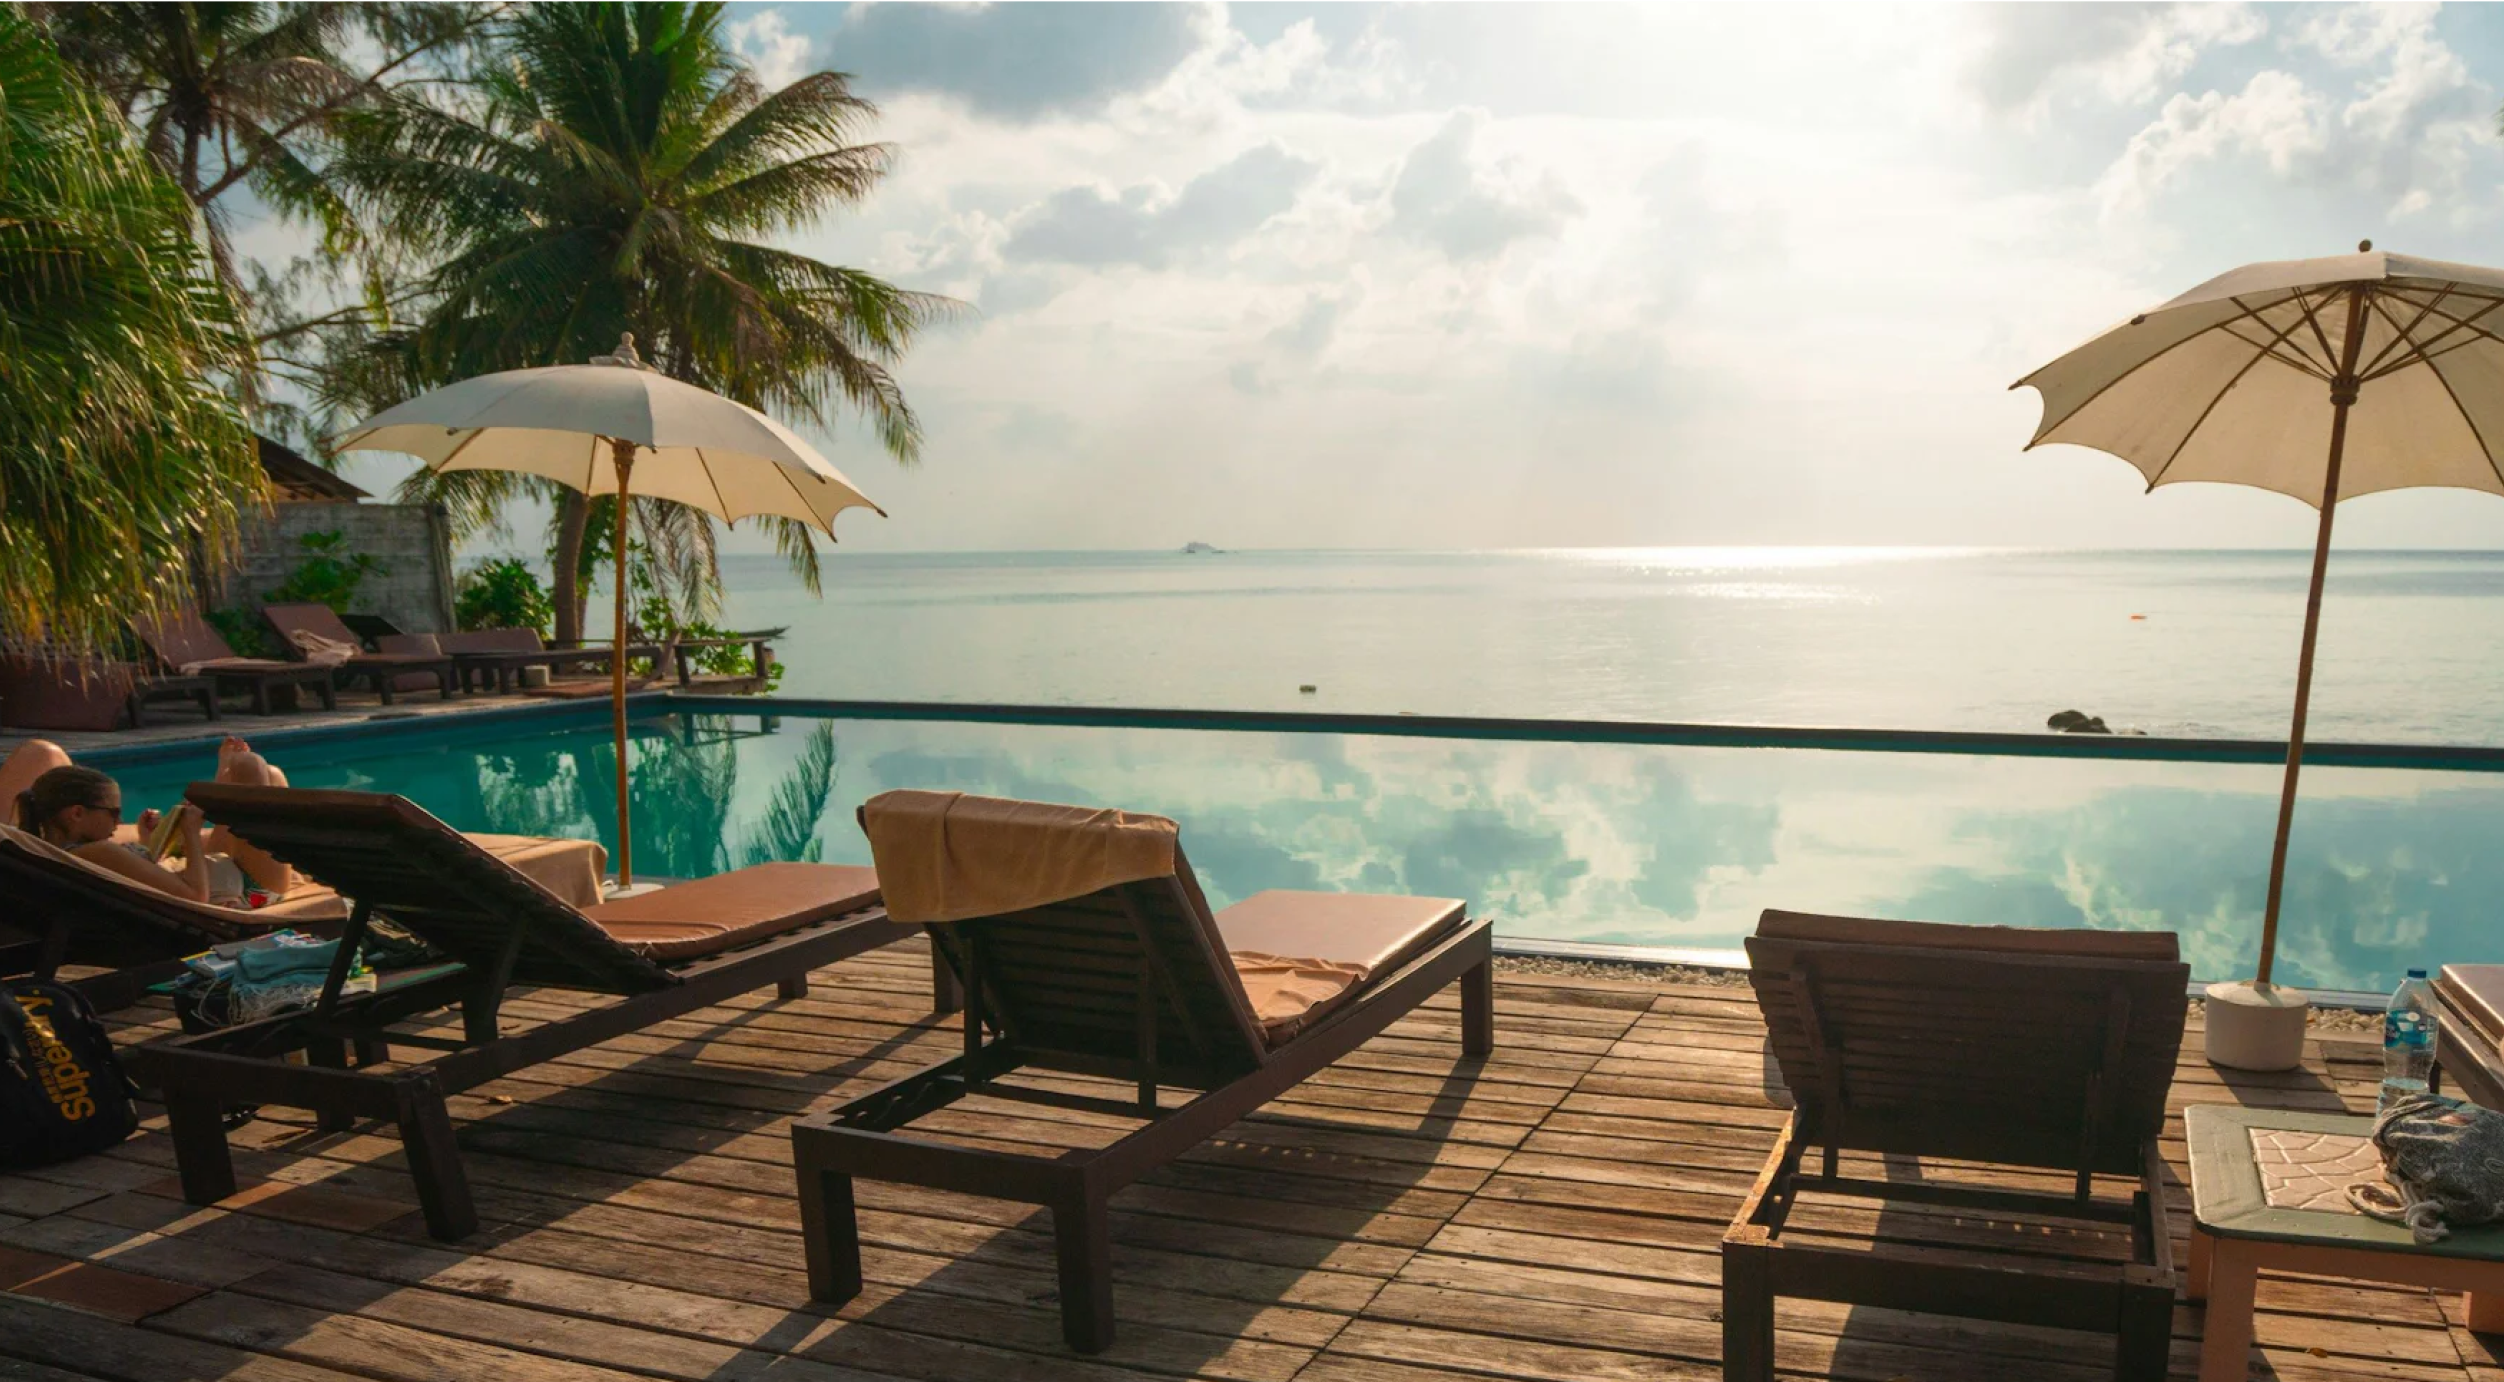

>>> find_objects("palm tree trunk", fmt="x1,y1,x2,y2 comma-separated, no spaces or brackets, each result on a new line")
551,490,590,644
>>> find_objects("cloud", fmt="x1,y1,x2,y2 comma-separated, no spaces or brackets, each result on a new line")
1969,3,2266,118
1002,144,1320,268
2095,70,2329,216
1387,109,1579,261
727,8,813,90
2091,5,2487,221
826,1,1212,120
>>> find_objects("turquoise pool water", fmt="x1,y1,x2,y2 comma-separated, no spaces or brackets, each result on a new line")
103,705,2504,992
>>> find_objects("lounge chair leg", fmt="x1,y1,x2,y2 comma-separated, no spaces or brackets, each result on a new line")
930,952,963,1015
307,1037,355,1132
2115,1275,2172,1382
1719,1241,1776,1382
165,1085,237,1207
1461,958,1495,1058
798,1167,865,1303
316,679,337,710
396,1075,477,1240
776,974,810,1001
375,676,395,707
1052,1189,1116,1353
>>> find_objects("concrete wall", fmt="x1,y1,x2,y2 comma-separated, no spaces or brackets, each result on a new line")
221,501,456,634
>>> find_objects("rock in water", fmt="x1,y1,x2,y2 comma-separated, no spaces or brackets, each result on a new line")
2047,709,2113,734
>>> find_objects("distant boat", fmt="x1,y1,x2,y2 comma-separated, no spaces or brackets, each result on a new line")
1180,541,1222,554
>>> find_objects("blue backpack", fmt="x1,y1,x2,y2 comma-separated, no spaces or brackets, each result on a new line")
0,978,138,1167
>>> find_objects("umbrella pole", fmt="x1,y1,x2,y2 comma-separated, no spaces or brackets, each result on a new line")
2255,290,2369,987
612,438,636,889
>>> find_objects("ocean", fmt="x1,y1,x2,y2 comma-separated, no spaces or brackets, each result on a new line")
716,547,2504,744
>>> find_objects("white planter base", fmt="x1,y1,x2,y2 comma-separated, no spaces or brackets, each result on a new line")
2203,979,2311,1072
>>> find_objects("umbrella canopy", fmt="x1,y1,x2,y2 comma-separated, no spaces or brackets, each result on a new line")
332,338,883,889
331,356,886,533
2015,243,2504,998
2017,247,2504,504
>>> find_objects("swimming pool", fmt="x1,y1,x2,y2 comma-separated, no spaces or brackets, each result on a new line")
95,699,2504,993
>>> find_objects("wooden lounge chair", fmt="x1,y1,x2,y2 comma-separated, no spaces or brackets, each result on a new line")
0,822,311,1010
131,605,339,715
1,817,605,1011
789,790,1495,1353
1721,911,2189,1382
2433,964,2504,1109
260,603,458,704
143,783,934,1241
437,627,649,694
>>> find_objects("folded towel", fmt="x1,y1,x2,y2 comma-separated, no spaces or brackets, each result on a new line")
285,629,357,667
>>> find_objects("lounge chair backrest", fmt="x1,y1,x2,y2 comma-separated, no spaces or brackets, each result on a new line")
858,793,1271,1085
441,628,545,654
184,783,680,994
262,603,366,655
1745,909,2189,1177
132,606,238,669
0,822,257,961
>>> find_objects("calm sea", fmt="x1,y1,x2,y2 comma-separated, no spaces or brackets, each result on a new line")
717,547,2504,744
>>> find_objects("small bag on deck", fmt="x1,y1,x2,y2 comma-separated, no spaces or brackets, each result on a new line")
2347,1090,2504,1242
0,978,139,1167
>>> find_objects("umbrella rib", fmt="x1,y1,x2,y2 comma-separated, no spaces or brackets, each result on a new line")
2020,291,2305,442
698,448,735,522
2361,295,2504,382
2144,312,2313,490
435,429,487,470
2217,323,2333,380
776,461,841,536
2393,325,2504,494
2292,287,2343,376
2356,285,2452,378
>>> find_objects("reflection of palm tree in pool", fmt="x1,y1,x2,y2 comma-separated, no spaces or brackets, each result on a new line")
462,717,844,878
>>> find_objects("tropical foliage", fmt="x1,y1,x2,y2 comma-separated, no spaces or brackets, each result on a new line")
33,2,494,297
0,7,259,652
455,557,555,635
332,1,955,641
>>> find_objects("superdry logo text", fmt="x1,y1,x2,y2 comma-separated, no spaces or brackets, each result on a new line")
15,993,97,1122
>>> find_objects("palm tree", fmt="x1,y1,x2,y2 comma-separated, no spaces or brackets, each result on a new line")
0,8,260,652
33,2,493,293
332,1,954,643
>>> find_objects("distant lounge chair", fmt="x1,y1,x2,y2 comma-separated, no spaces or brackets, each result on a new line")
260,603,458,704
1721,911,2189,1382
144,784,932,1241
791,790,1495,1353
437,627,647,694
133,605,339,715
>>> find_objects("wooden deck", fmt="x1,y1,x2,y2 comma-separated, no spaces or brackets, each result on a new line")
0,940,2488,1382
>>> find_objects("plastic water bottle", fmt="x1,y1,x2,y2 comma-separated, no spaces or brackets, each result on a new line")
2381,969,2437,1114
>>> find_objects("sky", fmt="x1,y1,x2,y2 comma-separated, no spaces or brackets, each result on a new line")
314,2,2504,553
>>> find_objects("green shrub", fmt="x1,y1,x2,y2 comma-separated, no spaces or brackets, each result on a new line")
204,606,277,658
456,558,554,635
264,530,382,612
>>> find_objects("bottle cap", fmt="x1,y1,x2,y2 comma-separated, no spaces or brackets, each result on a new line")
2407,968,2428,979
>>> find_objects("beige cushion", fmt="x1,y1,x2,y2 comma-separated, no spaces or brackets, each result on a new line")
1217,890,1465,1046
583,862,879,960
859,790,1177,925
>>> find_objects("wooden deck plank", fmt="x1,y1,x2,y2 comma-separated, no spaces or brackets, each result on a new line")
2,948,2483,1382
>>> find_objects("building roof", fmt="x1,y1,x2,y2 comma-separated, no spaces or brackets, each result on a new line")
258,435,368,502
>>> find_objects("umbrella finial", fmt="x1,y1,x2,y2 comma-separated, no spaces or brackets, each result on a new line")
2359,239,2374,253
590,333,647,369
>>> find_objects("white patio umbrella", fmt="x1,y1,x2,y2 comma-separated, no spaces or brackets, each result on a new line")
2015,242,2504,1068
332,336,884,887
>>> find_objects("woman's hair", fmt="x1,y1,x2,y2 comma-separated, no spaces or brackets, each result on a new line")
17,764,117,834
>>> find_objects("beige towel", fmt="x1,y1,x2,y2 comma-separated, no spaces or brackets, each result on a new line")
285,629,357,667
860,789,1178,924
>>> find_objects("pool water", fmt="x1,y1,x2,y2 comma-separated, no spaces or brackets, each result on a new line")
104,706,2504,992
